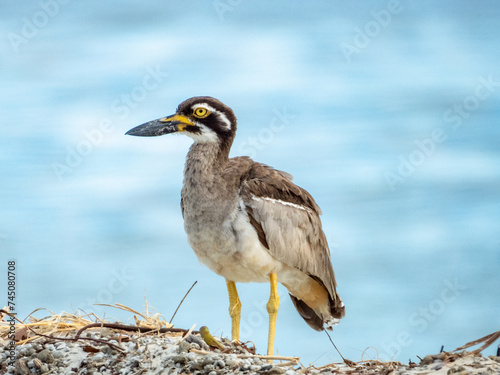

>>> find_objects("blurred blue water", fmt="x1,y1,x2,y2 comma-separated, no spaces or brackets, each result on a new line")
1,0,499,365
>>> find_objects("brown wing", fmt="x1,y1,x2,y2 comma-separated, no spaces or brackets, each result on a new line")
235,159,345,328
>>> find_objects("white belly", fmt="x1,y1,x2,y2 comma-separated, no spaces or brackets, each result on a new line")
184,206,284,283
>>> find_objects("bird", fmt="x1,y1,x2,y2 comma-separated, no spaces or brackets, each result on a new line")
126,96,345,356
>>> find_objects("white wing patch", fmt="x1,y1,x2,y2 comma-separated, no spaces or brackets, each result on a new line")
192,103,232,130
251,195,308,211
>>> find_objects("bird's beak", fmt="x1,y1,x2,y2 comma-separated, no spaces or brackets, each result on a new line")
125,114,194,137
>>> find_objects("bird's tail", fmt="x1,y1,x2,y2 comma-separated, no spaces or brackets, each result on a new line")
325,292,345,330
289,290,345,331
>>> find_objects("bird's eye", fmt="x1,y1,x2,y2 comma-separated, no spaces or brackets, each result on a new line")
193,107,210,118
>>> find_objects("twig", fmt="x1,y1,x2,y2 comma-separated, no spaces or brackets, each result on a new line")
0,309,125,353
324,329,355,367
74,322,199,340
361,346,380,362
317,363,339,370
169,281,198,324
275,361,300,367
454,329,500,355
178,324,197,344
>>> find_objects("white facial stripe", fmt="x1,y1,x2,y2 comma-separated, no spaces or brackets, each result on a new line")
251,195,308,211
184,123,219,143
192,103,232,130
217,112,231,129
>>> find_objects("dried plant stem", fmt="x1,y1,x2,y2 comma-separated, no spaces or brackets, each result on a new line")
75,322,198,339
169,280,198,324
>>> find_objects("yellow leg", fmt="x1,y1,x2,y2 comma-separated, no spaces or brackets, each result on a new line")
226,280,241,341
266,273,280,358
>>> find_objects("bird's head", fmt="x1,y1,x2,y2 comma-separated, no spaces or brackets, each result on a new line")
125,96,237,147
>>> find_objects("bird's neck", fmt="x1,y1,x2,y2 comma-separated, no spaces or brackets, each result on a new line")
181,141,235,217
184,141,229,176
182,141,232,198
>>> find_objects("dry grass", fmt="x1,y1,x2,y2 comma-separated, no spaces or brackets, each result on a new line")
0,298,173,346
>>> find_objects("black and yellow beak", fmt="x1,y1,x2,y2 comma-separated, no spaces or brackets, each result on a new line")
125,114,194,137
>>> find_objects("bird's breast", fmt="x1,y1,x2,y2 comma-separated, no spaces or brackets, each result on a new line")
182,197,284,283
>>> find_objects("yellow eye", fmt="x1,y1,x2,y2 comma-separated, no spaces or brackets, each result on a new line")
193,107,210,118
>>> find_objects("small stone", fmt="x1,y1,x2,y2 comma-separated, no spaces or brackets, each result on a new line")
421,355,433,365
267,367,286,375
432,363,443,370
215,360,225,368
15,360,30,375
488,355,500,363
189,361,204,371
52,350,64,359
36,349,55,364
93,352,105,360
204,364,215,372
208,371,217,375
433,352,446,360
178,341,191,353
189,342,201,350
202,355,218,366
129,359,141,369
100,346,115,355
173,353,188,364
225,356,237,367
186,335,206,348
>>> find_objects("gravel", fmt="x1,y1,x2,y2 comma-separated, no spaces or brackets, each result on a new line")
1,330,499,374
